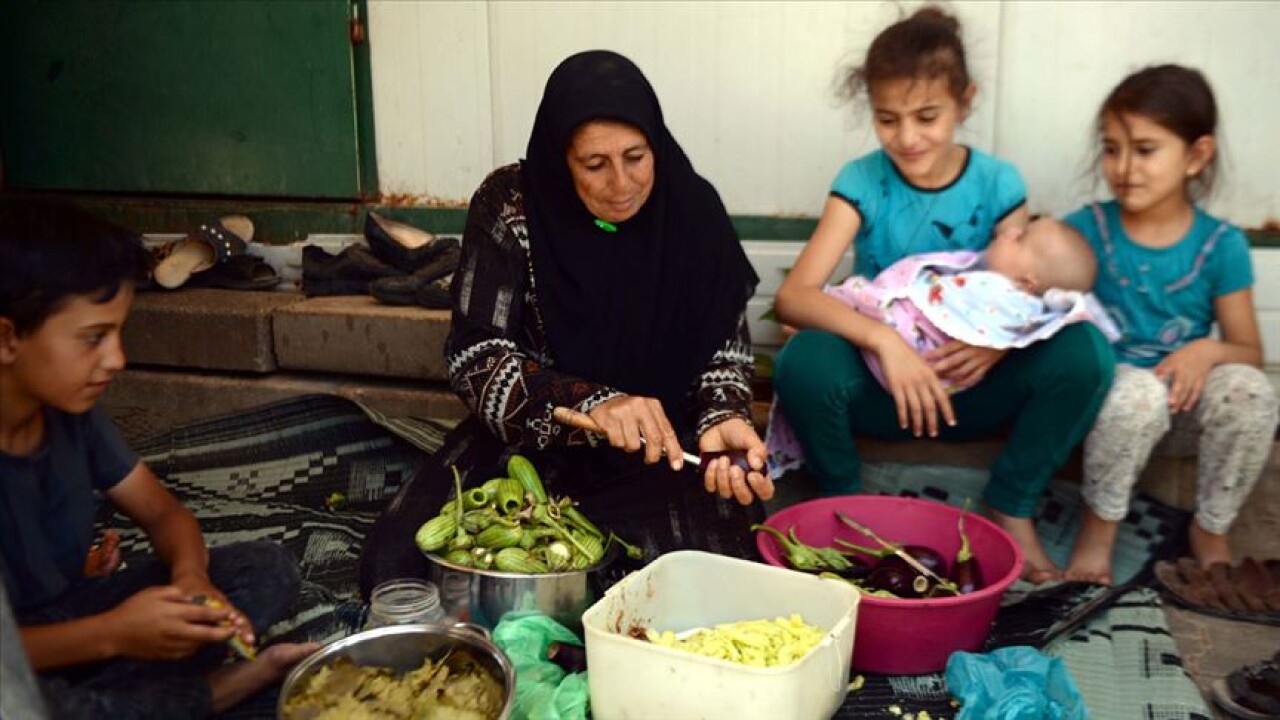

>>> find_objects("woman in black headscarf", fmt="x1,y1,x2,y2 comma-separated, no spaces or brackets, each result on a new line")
360,50,769,595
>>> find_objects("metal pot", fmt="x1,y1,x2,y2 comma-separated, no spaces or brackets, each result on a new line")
276,623,516,719
424,546,617,632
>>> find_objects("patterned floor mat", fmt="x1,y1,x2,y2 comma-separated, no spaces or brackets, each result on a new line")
97,395,447,718
96,398,1211,718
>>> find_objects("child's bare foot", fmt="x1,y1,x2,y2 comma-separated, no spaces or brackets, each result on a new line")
1064,508,1117,585
1188,521,1233,568
988,509,1061,583
208,642,320,713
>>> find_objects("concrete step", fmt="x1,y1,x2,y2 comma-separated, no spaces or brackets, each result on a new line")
101,366,467,446
123,289,452,380
125,289,304,372
273,296,450,380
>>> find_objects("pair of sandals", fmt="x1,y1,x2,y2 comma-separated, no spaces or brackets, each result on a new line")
1214,650,1280,720
152,216,280,291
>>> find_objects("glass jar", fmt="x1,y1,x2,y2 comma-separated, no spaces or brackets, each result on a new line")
438,570,472,622
366,578,445,629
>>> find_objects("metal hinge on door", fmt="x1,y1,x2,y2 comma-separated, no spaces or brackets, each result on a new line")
350,1,365,45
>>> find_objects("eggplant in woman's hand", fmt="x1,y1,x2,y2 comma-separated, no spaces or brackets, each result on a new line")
699,449,753,473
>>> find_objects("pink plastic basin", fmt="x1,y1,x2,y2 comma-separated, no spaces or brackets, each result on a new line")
758,495,1024,675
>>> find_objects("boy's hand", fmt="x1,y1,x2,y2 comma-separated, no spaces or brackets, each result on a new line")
173,571,256,651
108,585,236,660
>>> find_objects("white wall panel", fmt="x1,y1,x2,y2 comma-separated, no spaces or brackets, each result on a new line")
368,1,493,204
368,1,1278,227
996,1,1280,225
372,1,999,216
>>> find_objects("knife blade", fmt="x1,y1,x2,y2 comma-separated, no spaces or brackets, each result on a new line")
547,407,716,468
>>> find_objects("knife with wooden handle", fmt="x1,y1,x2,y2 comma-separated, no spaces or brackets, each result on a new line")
551,406,753,470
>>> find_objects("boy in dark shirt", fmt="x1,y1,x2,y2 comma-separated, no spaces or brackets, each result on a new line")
0,199,317,718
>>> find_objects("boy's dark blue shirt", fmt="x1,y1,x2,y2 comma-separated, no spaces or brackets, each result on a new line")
0,406,136,611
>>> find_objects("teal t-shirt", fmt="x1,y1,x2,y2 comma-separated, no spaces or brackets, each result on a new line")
830,147,1026,278
1063,201,1254,367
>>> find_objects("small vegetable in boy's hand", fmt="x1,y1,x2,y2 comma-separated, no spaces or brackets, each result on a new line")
191,594,258,660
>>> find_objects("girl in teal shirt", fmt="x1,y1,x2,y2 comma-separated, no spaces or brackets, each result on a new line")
771,6,1115,583
1063,65,1277,585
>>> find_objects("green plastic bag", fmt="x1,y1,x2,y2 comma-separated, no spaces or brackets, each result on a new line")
493,612,590,720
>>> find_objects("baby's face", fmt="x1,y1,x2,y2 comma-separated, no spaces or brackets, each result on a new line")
985,223,1044,288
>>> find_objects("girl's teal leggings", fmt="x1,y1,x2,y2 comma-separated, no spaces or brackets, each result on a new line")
772,323,1116,517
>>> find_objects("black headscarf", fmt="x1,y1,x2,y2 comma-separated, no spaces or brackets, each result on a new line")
522,50,758,437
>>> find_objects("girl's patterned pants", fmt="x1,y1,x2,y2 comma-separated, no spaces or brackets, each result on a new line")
1083,363,1278,534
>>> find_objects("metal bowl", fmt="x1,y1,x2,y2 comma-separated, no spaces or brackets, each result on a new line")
424,546,617,632
277,623,516,719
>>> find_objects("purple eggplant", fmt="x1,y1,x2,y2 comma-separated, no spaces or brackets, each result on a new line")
878,545,949,579
700,449,753,473
867,564,928,598
547,641,587,673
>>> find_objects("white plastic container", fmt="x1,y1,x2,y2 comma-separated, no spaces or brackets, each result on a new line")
582,551,860,720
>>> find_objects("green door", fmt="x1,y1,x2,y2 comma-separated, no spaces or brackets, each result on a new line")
1,0,375,198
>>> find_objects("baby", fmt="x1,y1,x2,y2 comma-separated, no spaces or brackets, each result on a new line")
829,218,1118,391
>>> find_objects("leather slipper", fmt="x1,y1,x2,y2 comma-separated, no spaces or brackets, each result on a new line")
369,275,450,309
185,254,281,291
1154,557,1280,625
153,216,254,289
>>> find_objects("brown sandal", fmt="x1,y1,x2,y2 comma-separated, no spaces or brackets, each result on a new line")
1154,557,1280,625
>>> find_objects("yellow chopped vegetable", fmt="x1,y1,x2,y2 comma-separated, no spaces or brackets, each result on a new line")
281,650,504,720
644,615,823,668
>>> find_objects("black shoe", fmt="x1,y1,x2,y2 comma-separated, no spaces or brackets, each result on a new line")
185,254,281,291
411,237,460,284
369,275,451,309
364,212,450,274
302,244,402,297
